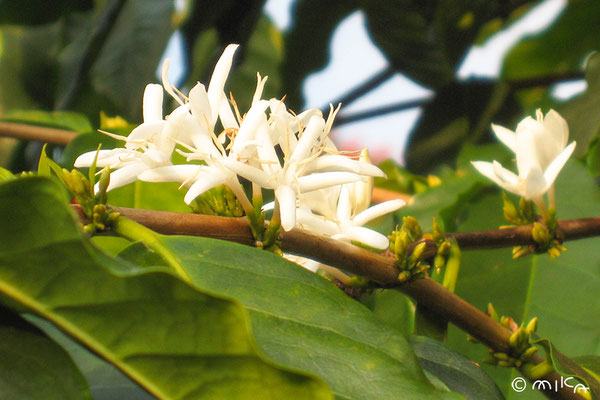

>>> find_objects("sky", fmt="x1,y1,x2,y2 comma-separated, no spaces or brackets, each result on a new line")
264,0,586,163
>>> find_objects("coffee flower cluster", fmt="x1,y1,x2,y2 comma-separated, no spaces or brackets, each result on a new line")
75,44,405,253
472,109,576,211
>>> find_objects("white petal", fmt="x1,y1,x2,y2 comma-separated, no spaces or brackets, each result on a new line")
523,165,548,199
75,150,122,168
142,84,164,123
289,115,325,163
491,123,517,153
252,73,268,105
342,226,390,250
218,95,239,129
472,161,518,193
275,185,297,231
353,199,406,227
161,59,184,106
543,141,576,187
336,185,352,223
543,109,569,148
297,172,362,193
515,127,543,176
219,158,273,188
492,160,520,188
189,83,212,124
125,121,165,150
304,155,361,174
138,165,201,183
296,208,339,236
183,169,228,204
207,44,239,123
104,163,149,192
232,100,269,157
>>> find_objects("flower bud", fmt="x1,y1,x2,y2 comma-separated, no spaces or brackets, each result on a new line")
98,166,111,194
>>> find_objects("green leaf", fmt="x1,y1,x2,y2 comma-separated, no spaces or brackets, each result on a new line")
0,24,63,113
573,356,600,386
410,336,505,400
121,238,463,400
1,110,92,133
360,289,415,338
0,306,92,400
0,167,16,182
281,0,358,108
0,0,92,25
361,0,453,89
397,172,488,232
0,177,333,399
502,0,600,80
530,337,599,399
405,81,518,173
559,52,600,156
89,0,174,121
446,159,600,399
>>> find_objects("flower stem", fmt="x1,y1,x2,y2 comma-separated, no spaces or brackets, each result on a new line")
227,179,254,216
111,216,191,283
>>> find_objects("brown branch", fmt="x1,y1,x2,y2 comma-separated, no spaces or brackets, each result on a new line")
0,122,78,145
415,218,600,259
74,205,594,400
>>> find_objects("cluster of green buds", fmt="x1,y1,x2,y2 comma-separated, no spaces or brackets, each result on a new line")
191,184,244,217
63,167,119,235
243,197,281,255
503,192,566,258
389,216,429,282
530,211,566,258
38,146,120,235
484,304,542,371
502,192,535,226
431,218,451,274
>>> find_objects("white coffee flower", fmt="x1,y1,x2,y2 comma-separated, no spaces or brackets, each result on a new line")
472,110,576,207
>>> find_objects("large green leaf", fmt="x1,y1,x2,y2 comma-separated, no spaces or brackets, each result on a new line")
89,0,174,121
120,238,463,400
397,172,488,232
560,52,600,157
0,0,92,25
410,336,505,400
1,109,92,132
282,0,358,108
0,177,332,399
405,81,519,173
0,24,62,113
502,0,600,81
0,306,92,400
446,159,600,399
361,0,452,90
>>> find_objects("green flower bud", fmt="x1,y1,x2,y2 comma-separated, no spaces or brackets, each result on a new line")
520,346,538,362
98,166,111,194
487,303,500,322
502,192,520,224
525,317,538,335
432,218,445,243
409,242,426,265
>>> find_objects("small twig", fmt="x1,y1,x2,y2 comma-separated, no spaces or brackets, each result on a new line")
0,122,78,145
320,66,396,115
334,98,430,126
